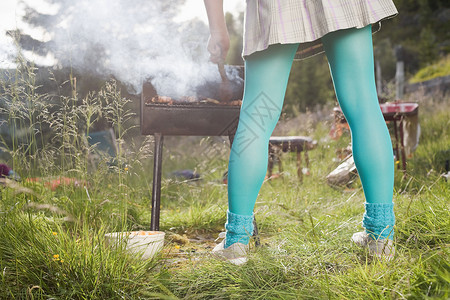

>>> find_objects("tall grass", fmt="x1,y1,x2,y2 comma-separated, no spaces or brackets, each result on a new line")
0,61,449,299
0,58,159,298
0,210,160,298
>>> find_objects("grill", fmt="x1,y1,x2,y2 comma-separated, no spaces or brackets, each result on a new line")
141,66,244,231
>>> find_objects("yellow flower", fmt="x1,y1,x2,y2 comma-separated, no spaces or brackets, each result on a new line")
395,160,400,165
175,245,180,249
60,259,64,263
52,232,57,236
124,167,129,171
53,254,59,259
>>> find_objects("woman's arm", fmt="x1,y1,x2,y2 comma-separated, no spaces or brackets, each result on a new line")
203,0,230,63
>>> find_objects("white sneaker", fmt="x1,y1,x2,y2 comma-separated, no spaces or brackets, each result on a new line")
352,231,395,260
211,232,249,265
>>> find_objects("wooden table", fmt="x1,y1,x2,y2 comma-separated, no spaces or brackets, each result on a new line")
268,136,318,182
334,102,419,172
379,102,419,172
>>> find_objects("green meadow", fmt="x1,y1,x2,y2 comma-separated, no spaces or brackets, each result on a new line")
0,64,448,299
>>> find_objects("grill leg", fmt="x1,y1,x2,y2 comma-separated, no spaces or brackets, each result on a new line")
151,133,164,231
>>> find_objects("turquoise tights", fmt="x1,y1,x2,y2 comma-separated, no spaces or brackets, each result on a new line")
225,26,395,248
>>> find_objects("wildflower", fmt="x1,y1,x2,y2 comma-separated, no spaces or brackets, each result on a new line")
395,160,400,165
60,259,64,263
53,254,60,261
175,245,180,249
124,167,129,171
52,232,58,236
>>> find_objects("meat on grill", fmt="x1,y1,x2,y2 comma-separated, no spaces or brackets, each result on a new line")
147,95,242,106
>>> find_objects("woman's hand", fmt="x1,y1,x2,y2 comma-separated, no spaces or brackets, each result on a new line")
207,30,230,63
204,0,229,63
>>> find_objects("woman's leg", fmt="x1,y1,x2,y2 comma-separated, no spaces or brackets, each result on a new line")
322,26,395,240
225,43,299,247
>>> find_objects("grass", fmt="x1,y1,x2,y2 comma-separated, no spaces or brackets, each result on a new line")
0,62,449,299
409,54,450,84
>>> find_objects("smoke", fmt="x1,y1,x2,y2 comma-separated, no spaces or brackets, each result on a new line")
38,0,225,97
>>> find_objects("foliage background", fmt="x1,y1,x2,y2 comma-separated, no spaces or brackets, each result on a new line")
4,0,449,120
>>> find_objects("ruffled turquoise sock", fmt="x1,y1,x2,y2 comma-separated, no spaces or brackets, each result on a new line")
225,210,254,248
363,202,395,240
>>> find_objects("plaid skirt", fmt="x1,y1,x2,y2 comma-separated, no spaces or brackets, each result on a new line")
243,0,398,59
